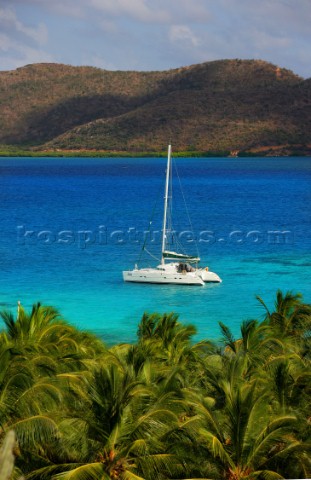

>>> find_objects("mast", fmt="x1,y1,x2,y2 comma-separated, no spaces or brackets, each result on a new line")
161,144,171,264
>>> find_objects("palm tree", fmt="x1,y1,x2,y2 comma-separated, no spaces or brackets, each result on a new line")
0,302,107,372
133,312,213,385
0,302,108,478
170,303,311,480
255,291,311,426
137,312,196,347
177,376,309,479
0,336,61,477
27,361,184,480
256,290,311,340
218,319,271,381
0,301,96,411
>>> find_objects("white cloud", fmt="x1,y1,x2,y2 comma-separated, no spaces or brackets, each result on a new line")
218,0,311,35
169,25,200,47
0,7,52,70
251,30,291,50
1,0,212,24
87,54,117,70
12,43,54,67
98,19,119,34
0,7,48,44
20,22,48,45
160,0,211,23
0,33,12,53
88,0,168,23
0,39,54,70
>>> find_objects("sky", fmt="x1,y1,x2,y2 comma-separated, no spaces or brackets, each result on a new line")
0,0,310,78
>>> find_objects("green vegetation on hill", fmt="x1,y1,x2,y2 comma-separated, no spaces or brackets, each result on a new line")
0,290,310,479
0,59,310,156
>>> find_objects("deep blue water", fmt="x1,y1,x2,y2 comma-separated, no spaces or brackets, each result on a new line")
0,156,310,343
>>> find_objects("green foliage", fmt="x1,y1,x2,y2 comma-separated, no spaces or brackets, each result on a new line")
0,292,310,479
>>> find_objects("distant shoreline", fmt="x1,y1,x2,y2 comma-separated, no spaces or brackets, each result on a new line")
1,147,310,158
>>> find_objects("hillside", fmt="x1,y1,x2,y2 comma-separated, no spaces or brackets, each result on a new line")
0,59,310,155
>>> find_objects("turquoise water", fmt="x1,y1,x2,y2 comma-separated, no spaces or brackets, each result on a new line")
0,156,310,343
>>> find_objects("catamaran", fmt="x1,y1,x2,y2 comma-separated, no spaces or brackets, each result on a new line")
123,145,222,285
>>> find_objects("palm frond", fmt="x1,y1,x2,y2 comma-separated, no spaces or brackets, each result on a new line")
219,322,236,352
250,415,298,465
255,295,271,319
12,415,60,450
53,463,107,480
250,469,284,479
122,470,146,480
199,430,235,469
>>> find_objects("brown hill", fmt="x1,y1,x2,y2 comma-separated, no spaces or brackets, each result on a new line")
0,59,310,155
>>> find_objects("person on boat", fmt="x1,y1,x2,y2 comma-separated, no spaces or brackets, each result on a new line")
186,263,195,272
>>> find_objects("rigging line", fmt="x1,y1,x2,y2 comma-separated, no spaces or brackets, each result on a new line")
173,157,200,259
137,176,164,266
143,248,161,262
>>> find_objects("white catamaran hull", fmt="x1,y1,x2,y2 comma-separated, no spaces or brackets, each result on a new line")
198,269,222,283
123,268,204,285
123,263,221,285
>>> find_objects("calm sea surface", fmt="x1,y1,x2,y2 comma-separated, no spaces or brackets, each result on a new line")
0,156,310,343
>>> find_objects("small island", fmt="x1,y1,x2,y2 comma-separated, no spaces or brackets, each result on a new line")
0,59,310,158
